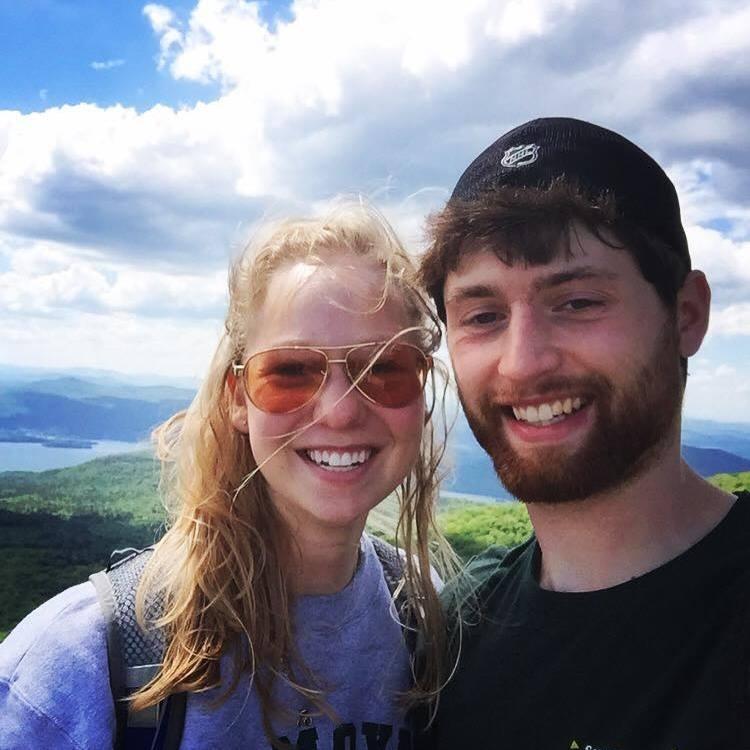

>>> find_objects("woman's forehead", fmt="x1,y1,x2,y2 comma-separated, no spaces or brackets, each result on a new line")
245,256,409,349
267,256,388,309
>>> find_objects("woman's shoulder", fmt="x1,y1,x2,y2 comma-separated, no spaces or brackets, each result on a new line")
0,581,114,749
1,581,100,660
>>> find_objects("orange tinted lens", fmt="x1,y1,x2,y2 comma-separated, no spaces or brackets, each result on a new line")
348,344,428,407
244,348,327,413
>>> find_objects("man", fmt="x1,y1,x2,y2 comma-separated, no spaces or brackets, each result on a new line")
420,118,749,749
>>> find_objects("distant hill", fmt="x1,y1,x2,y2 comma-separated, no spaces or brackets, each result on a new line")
2,369,750,495
11,376,194,403
683,418,750,461
0,375,194,444
681,445,750,476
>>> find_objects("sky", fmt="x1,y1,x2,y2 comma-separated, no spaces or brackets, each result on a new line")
1,0,749,421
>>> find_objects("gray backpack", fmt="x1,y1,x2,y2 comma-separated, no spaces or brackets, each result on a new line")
90,537,412,750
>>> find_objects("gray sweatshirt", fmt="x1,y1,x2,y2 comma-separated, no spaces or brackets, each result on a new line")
0,535,414,749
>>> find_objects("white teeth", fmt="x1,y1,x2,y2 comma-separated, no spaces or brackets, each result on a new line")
511,397,585,424
538,403,553,421
305,449,372,469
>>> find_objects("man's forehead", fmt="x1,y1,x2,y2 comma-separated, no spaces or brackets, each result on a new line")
444,246,622,303
446,245,568,285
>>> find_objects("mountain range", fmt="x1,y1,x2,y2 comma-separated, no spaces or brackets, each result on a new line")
2,365,750,498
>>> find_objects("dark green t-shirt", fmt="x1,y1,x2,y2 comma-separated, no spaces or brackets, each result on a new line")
436,492,750,750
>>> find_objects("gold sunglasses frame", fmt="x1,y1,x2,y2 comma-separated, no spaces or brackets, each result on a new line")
231,327,434,414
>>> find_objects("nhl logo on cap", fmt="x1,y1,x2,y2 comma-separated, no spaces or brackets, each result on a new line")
500,143,539,168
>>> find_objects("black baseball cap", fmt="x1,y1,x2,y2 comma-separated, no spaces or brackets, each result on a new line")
451,117,690,267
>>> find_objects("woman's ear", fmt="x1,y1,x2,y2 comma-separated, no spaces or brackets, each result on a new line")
677,270,711,358
227,369,249,434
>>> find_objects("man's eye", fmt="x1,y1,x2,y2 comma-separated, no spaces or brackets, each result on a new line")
560,298,603,312
466,311,499,326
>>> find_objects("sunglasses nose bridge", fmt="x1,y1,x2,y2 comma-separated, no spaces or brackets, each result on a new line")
311,359,370,428
327,354,363,389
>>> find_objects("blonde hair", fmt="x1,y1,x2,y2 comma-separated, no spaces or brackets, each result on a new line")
132,200,457,735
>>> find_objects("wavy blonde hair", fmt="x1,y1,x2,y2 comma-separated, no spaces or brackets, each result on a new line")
132,200,457,736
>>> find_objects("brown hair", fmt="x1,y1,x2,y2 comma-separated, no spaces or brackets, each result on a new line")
132,200,458,739
420,181,691,322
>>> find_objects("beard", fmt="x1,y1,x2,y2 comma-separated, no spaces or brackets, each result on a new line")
459,321,684,504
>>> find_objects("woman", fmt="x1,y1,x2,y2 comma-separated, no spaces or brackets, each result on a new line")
0,201,454,748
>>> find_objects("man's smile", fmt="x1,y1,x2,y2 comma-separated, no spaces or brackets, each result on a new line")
511,396,586,426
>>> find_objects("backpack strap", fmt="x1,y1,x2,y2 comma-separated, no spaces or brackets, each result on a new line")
90,548,185,750
370,535,436,743
369,535,418,653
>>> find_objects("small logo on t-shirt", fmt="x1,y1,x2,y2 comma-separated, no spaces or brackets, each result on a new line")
500,143,539,168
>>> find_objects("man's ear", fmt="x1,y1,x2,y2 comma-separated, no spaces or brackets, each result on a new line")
676,270,711,358
227,370,249,434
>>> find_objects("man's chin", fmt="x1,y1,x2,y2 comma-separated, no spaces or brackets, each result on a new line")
490,445,598,504
487,420,675,504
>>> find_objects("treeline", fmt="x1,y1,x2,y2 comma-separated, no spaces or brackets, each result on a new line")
2,454,748,640
0,508,161,639
0,452,164,525
0,502,533,638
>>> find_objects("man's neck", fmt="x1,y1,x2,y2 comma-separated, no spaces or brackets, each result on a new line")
526,440,737,593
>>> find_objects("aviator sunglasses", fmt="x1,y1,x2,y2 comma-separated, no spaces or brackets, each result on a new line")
232,328,433,414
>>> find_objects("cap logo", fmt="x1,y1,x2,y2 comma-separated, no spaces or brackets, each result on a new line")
500,143,539,168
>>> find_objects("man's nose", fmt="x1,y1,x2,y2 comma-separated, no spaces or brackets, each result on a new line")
313,364,366,428
497,308,561,383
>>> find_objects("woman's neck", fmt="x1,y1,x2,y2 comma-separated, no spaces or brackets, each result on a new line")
286,518,366,595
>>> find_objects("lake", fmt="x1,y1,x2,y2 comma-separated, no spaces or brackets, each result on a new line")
0,440,147,473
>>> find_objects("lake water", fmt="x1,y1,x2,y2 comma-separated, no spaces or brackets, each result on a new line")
0,440,147,473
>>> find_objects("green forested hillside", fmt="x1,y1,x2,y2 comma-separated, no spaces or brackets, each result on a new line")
1,454,748,639
710,471,750,494
0,454,165,638
0,451,163,523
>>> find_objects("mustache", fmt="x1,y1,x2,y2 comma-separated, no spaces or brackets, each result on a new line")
472,374,612,408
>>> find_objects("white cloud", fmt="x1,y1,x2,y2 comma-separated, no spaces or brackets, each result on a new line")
0,237,226,315
91,59,126,71
0,0,749,391
143,3,176,31
143,4,184,70
2,309,222,378
687,225,750,307
685,358,750,422
709,304,750,337
674,163,750,241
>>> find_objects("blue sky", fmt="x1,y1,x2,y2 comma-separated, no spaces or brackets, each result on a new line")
1,0,749,420
0,0,290,112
